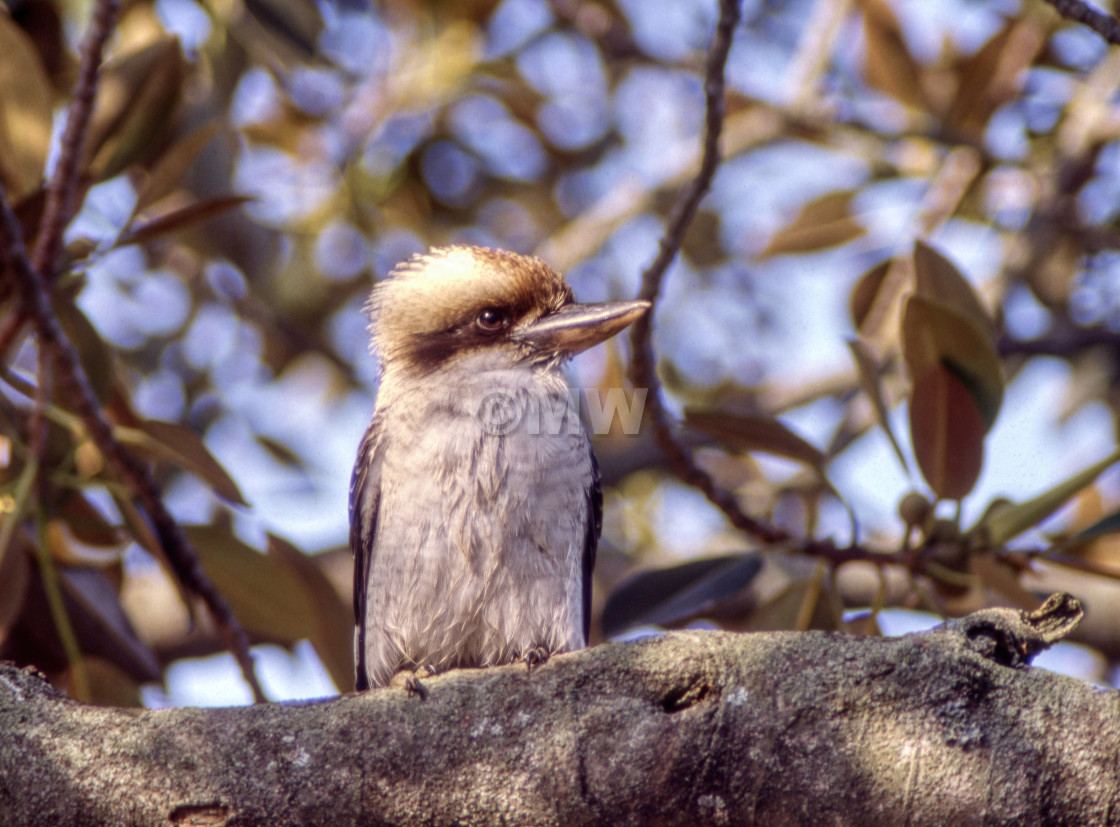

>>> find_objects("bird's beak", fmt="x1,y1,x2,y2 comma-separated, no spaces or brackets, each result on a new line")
513,299,651,355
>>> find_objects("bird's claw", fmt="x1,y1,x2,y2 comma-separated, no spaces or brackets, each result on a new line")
523,647,550,673
390,665,436,700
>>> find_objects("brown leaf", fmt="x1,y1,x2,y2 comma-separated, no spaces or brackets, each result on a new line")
119,420,248,506
849,259,892,334
0,15,52,199
267,536,354,692
685,410,827,470
943,19,1045,140
186,526,316,645
847,338,908,471
901,294,1003,430
122,195,254,247
83,37,186,181
0,533,31,646
760,190,867,258
859,0,927,110
909,364,985,500
132,123,224,216
913,241,993,342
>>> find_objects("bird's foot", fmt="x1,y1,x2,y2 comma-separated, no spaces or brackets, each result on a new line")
523,647,551,673
390,665,437,700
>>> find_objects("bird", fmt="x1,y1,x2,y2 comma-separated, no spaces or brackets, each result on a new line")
350,244,649,690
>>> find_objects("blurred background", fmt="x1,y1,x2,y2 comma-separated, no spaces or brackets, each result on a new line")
2,0,1120,707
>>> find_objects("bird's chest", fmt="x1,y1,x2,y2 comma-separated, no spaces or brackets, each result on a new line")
380,383,591,567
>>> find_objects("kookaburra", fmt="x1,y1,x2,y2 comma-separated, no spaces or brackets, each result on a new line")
350,245,649,689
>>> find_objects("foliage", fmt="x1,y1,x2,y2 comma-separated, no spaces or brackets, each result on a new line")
2,0,1120,705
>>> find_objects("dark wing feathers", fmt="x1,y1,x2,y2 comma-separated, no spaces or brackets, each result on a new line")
349,417,385,691
582,449,603,645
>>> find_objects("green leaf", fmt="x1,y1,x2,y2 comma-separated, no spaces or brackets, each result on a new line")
973,449,1120,547
909,364,985,500
0,15,52,198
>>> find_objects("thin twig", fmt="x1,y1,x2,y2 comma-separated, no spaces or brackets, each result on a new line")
1043,0,1120,45
0,189,266,704
30,0,120,280
627,0,790,545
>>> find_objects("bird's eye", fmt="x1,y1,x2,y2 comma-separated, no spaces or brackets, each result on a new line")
475,307,509,333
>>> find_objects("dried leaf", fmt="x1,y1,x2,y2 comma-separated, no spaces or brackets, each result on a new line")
902,294,1003,429
268,535,353,692
847,338,908,471
122,195,254,247
760,190,866,258
909,364,985,500
685,409,827,470
243,0,323,59
117,420,247,506
975,449,1120,547
0,15,52,198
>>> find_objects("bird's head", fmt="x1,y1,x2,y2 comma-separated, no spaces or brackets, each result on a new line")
368,245,649,376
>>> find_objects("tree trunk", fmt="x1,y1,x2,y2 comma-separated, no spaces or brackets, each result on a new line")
1,595,1116,826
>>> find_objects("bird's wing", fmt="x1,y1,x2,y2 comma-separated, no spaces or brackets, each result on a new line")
582,448,603,644
349,416,386,691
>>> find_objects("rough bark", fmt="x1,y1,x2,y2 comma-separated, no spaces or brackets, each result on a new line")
1,594,1116,826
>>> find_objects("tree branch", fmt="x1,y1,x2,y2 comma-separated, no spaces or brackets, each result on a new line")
1042,0,1120,45
0,190,265,703
627,0,791,546
2,595,1115,825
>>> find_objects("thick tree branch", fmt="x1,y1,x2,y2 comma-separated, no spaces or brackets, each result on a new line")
1,595,1116,826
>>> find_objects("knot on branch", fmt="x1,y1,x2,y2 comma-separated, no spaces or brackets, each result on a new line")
939,592,1083,668
0,663,62,704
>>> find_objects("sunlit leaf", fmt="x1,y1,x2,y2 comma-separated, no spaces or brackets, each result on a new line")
847,338,908,471
943,19,1045,140
1069,509,1120,545
268,535,353,692
121,195,254,247
685,409,827,469
859,0,926,110
117,420,248,506
849,259,892,334
760,190,866,258
902,294,1003,429
0,15,52,199
912,241,993,344
909,364,985,500
974,449,1120,547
